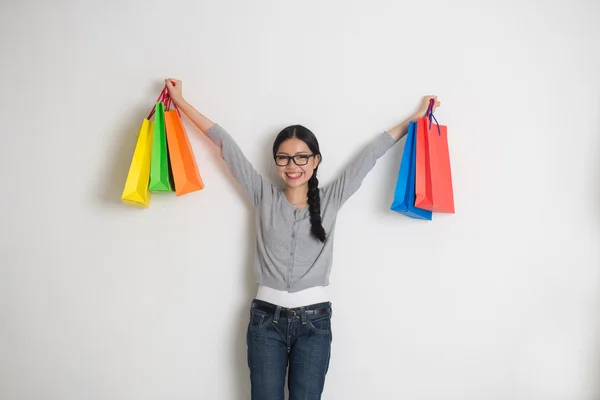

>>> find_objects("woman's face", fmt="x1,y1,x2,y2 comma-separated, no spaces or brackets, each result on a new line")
275,138,320,189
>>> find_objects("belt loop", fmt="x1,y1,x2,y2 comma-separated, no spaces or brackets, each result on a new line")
300,306,307,325
274,306,281,324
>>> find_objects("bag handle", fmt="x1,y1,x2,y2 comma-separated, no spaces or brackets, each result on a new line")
147,86,168,120
165,91,172,111
426,98,441,136
146,81,181,120
162,90,181,117
171,96,181,117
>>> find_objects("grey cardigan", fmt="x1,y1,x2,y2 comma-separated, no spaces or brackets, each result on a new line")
206,124,396,292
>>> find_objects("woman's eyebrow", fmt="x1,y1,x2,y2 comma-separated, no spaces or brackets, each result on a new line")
276,151,310,156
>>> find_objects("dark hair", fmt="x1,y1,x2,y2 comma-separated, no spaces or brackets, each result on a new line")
273,125,327,243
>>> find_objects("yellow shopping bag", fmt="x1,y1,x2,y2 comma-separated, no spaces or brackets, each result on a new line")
121,118,155,207
121,87,169,207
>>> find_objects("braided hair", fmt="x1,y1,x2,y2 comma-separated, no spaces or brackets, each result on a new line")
273,125,327,243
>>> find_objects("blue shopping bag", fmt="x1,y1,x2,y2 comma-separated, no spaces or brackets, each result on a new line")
390,121,433,220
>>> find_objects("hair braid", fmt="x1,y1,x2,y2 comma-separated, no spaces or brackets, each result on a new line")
307,169,326,242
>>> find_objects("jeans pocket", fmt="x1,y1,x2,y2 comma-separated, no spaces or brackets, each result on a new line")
307,315,332,335
248,309,273,330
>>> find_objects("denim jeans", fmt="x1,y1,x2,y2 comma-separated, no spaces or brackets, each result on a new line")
246,299,333,400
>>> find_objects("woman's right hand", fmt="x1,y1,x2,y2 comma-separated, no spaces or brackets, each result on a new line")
165,78,184,106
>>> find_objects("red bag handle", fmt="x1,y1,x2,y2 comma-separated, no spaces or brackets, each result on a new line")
169,80,182,117
147,86,168,120
162,91,181,117
171,96,181,117
146,81,181,119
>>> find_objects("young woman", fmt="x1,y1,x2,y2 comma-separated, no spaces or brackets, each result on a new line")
165,79,439,400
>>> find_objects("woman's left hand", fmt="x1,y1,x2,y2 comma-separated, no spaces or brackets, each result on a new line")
415,95,440,118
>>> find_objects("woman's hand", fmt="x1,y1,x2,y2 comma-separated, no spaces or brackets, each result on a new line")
165,78,184,106
387,95,441,142
163,78,215,133
414,95,441,118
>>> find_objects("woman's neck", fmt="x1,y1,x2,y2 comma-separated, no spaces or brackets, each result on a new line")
284,185,308,208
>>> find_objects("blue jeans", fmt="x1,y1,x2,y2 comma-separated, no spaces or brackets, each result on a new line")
246,299,333,400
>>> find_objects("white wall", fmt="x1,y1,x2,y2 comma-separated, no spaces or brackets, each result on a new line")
1,0,599,399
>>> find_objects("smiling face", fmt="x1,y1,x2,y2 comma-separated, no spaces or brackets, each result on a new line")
275,137,320,189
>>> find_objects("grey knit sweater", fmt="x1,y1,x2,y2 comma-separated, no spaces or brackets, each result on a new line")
206,124,396,292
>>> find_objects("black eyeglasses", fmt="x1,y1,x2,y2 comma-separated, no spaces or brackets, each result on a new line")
274,154,315,167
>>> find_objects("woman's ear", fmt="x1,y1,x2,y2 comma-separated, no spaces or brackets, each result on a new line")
313,154,321,169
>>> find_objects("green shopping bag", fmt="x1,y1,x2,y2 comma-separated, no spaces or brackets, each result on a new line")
148,100,173,192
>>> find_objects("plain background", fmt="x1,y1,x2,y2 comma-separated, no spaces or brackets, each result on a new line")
1,0,599,399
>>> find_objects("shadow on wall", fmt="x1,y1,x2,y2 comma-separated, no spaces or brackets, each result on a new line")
102,98,261,397
594,111,600,400
594,277,600,400
183,119,258,400
261,125,285,188
259,126,289,399
382,133,407,214
223,167,258,400
100,105,150,208
596,110,600,226
98,82,171,209
231,204,256,400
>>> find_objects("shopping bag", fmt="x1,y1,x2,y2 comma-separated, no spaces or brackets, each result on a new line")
148,98,173,192
414,116,433,209
390,121,432,220
415,100,455,213
163,94,205,196
121,119,154,207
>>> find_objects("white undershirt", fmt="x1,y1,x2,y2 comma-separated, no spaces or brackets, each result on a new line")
255,285,330,308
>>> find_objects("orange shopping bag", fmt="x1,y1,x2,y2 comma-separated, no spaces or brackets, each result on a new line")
163,92,205,196
415,100,455,213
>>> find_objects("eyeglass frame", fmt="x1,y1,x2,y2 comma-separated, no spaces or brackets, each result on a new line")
273,154,317,167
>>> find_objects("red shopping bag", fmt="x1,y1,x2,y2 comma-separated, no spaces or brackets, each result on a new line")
415,100,455,213
415,116,433,210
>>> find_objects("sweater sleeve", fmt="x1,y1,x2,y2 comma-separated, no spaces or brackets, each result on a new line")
322,131,396,207
205,123,273,206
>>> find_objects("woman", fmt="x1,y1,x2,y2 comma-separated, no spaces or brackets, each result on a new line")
165,79,439,400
